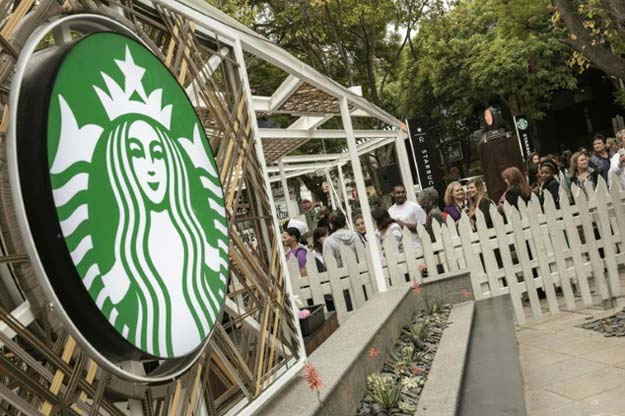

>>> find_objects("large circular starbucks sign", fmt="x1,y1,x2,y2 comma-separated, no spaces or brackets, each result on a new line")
11,28,228,366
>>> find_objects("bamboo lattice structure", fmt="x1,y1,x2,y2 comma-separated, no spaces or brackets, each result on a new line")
0,1,301,414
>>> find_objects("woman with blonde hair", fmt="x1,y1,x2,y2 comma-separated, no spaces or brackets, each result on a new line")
570,151,597,190
443,181,466,222
467,177,494,228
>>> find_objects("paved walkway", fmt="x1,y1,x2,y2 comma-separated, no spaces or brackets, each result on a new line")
518,307,625,416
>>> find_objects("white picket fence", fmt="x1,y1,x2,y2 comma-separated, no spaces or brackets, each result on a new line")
287,232,423,325
288,176,625,326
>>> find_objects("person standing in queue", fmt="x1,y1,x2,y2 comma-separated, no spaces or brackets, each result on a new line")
443,181,467,223
500,167,532,210
283,227,308,277
570,151,598,192
388,184,426,248
311,227,329,273
323,210,359,268
354,213,367,245
467,178,494,228
589,134,611,182
538,159,561,209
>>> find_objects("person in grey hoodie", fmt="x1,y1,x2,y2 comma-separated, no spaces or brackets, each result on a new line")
418,187,445,240
322,210,359,268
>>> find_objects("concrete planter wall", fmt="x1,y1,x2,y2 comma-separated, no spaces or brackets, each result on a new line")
256,271,475,416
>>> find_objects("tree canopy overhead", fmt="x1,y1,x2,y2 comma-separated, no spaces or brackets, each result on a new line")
211,0,446,109
404,0,576,121
208,0,623,190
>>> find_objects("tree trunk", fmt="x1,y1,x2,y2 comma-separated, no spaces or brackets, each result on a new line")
553,0,625,80
324,2,353,86
364,154,382,195
299,175,329,207
359,17,381,105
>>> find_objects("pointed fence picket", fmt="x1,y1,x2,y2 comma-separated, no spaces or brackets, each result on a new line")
287,175,625,328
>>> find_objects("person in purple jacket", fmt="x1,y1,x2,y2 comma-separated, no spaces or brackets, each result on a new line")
284,227,308,276
443,181,467,223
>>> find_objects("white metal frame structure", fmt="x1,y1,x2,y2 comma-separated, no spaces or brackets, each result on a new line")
146,3,418,412
153,1,417,280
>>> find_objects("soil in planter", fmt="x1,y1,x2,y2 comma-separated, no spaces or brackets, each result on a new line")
355,304,451,416
578,308,625,337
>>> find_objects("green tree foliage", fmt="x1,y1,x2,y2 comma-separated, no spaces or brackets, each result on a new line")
208,0,447,196
400,0,576,123
381,0,576,171
208,0,581,186
209,0,444,108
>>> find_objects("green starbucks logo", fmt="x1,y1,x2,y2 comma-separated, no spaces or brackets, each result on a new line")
46,33,228,358
516,117,528,130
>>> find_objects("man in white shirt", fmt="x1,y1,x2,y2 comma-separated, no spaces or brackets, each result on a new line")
388,184,426,247
608,148,625,190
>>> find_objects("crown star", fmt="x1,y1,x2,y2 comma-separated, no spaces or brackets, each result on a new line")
94,46,172,130
115,46,148,103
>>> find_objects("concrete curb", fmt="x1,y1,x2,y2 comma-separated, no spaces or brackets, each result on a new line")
414,301,475,416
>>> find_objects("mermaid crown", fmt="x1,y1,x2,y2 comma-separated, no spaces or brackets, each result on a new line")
94,46,172,130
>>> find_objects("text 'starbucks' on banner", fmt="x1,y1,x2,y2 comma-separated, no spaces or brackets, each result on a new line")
406,118,445,197
513,115,533,161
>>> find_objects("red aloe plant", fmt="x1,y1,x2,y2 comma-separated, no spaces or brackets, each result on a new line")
368,347,381,359
411,279,423,295
304,361,323,402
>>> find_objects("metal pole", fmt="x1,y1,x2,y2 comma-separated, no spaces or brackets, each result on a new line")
394,131,417,201
279,158,297,218
512,115,524,157
404,119,422,192
340,97,387,292
337,163,353,227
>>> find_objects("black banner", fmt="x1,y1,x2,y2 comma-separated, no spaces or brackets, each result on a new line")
514,115,533,161
406,119,445,196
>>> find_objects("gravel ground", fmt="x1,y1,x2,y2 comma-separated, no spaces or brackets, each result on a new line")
579,308,625,337
355,304,451,416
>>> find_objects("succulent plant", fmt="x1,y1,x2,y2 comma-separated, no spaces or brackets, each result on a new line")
400,376,419,392
357,304,453,416
370,381,402,410
367,373,402,410
400,345,414,359
398,400,416,413
403,320,429,341
400,345,421,363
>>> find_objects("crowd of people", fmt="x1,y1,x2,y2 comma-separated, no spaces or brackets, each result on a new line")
283,130,625,276
527,131,625,199
282,184,430,276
